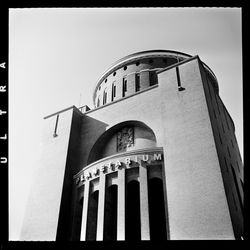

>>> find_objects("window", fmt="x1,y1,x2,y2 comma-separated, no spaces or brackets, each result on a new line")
136,61,140,66
113,72,116,76
135,73,140,92
122,78,127,97
103,89,107,105
149,71,157,86
97,98,100,107
123,66,127,70
113,85,116,97
112,83,116,101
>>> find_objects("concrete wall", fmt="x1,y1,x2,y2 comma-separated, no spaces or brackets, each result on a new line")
20,109,74,240
56,109,83,240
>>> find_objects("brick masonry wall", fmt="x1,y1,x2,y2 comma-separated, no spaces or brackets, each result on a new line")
199,62,244,239
156,58,234,239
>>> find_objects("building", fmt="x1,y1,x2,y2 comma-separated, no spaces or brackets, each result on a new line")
20,50,243,240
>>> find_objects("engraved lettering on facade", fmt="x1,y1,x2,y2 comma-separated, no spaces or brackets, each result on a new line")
100,165,107,173
115,160,122,169
107,162,114,171
80,174,85,182
142,154,149,162
76,152,163,184
86,172,92,180
125,157,131,166
92,168,100,176
153,153,162,161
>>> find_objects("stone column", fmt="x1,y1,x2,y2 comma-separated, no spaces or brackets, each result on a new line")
140,71,150,90
139,161,150,240
80,181,90,241
96,173,106,240
126,73,136,96
117,167,126,240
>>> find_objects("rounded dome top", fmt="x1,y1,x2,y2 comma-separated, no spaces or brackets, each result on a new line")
93,50,218,107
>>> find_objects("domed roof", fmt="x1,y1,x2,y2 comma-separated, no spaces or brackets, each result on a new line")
93,49,219,104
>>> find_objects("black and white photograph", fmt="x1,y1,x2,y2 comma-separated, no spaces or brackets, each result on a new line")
8,7,243,241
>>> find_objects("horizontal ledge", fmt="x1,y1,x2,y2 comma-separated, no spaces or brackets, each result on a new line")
73,147,163,179
85,84,158,115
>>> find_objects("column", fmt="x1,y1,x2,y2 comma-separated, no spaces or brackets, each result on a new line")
117,167,126,240
126,73,136,96
106,81,113,104
140,71,150,90
139,161,150,240
80,181,90,241
96,173,106,240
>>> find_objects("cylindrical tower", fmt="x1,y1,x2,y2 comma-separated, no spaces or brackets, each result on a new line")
93,50,218,108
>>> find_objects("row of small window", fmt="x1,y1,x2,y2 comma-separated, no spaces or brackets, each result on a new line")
97,72,157,107
101,58,175,86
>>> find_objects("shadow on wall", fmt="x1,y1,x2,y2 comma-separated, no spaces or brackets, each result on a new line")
87,120,157,165
78,115,109,172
